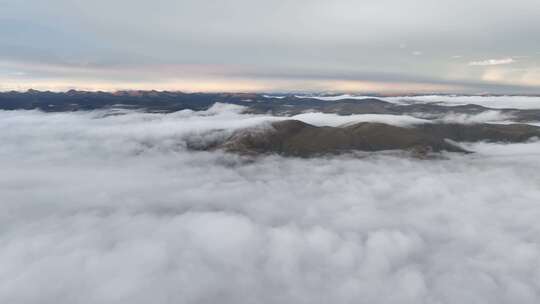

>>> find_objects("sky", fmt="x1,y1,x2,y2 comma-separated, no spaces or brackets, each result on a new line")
1,0,540,93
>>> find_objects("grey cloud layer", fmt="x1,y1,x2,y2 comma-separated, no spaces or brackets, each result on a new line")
2,108,540,303
1,0,540,91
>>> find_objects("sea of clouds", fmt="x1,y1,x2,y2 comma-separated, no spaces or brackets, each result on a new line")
1,106,540,304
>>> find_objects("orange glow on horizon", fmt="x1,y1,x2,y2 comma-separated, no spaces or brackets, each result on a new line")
0,78,464,94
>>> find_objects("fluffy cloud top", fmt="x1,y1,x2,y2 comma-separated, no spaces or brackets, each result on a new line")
1,108,540,303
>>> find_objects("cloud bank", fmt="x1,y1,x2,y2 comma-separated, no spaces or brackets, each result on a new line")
1,108,540,303
386,95,540,109
302,95,540,110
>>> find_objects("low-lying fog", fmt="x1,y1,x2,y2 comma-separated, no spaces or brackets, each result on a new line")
1,106,540,304
300,94,540,110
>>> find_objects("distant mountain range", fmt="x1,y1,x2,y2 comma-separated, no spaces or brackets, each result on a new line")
2,90,540,157
0,90,538,121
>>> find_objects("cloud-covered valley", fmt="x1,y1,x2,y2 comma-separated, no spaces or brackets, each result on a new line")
1,107,540,304
303,94,540,110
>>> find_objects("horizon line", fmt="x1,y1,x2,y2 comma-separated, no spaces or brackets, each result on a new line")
2,89,540,97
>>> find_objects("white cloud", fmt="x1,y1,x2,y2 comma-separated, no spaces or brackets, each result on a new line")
299,94,540,110
291,112,429,127
469,58,515,66
435,110,514,124
1,109,540,303
386,95,540,109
